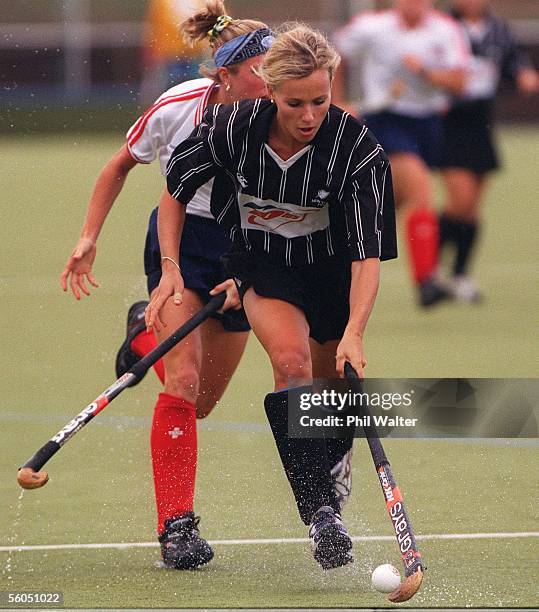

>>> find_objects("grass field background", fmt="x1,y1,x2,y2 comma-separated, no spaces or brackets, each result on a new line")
1,128,538,609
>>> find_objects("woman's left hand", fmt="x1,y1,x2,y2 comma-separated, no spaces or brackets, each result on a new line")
210,279,241,312
335,331,367,379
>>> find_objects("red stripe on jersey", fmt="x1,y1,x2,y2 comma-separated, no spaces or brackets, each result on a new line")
195,82,217,126
127,87,207,147
125,145,150,164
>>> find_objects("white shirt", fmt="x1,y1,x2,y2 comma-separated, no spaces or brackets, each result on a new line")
126,78,216,218
334,10,469,117
461,21,498,99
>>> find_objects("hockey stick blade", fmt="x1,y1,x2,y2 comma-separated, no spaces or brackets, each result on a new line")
344,362,424,603
17,292,226,489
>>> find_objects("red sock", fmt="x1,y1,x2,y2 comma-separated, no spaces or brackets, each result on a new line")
151,392,197,534
131,330,165,384
406,207,439,284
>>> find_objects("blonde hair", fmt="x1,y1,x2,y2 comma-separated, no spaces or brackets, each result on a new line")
259,23,341,89
180,0,268,80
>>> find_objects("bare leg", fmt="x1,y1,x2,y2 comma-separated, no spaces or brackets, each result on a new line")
442,168,487,223
197,318,249,418
153,288,205,402
242,289,312,390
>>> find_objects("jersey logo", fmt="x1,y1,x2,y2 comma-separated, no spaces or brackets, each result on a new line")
238,194,330,238
236,173,248,188
311,189,330,207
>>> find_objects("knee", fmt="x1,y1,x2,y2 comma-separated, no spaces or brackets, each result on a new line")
163,364,200,402
271,346,311,387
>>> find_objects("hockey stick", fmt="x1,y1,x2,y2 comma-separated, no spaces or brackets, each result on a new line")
344,363,424,603
17,292,226,490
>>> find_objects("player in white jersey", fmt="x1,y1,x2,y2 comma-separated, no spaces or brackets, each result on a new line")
60,1,272,570
333,0,470,307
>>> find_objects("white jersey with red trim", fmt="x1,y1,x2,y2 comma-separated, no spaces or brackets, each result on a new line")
126,77,216,218
333,10,469,117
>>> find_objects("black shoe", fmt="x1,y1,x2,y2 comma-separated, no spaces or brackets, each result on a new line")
419,278,450,307
309,506,353,570
159,513,214,570
115,300,148,385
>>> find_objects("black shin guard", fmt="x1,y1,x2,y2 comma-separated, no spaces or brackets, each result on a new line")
325,434,354,468
264,389,340,524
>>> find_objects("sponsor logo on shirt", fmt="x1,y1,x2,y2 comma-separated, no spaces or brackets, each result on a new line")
238,194,329,238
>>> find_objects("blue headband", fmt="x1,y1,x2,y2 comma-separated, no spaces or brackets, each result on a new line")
214,28,274,68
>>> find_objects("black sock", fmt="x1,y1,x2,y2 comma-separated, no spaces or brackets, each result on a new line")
264,389,340,525
453,220,478,276
439,213,460,251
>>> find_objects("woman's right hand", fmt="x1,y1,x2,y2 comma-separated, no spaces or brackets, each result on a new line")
60,238,98,300
145,266,184,332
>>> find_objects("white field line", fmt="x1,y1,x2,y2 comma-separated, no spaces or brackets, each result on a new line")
1,531,537,553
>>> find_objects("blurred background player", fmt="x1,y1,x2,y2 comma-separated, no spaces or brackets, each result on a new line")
145,23,397,570
139,0,208,104
437,0,539,302
332,0,470,307
61,0,272,570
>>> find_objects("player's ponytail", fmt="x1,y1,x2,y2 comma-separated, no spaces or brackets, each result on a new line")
181,1,267,50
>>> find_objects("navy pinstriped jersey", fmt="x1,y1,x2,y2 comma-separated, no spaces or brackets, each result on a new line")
451,9,533,101
166,98,397,267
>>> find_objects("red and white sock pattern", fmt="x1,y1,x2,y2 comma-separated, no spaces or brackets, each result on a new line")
131,330,165,384
406,207,439,284
151,393,197,533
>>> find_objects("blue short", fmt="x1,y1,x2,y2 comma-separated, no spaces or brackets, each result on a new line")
364,111,444,168
144,208,250,333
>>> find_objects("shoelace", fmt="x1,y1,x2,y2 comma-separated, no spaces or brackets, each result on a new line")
309,511,342,539
167,515,201,540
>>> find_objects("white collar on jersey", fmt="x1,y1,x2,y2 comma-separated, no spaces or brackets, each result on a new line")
263,143,312,170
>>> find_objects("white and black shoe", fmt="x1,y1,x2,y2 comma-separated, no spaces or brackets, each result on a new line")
331,448,353,511
309,506,353,570
159,513,214,570
450,275,482,303
114,301,148,385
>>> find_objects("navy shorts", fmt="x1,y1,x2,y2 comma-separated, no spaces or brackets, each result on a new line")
223,251,351,345
144,208,250,333
364,111,444,168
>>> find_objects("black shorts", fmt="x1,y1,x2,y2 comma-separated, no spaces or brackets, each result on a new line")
144,209,250,333
224,252,351,345
439,100,499,174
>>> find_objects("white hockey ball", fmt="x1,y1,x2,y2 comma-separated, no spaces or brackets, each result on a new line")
371,563,401,593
